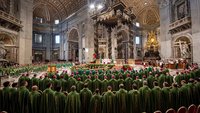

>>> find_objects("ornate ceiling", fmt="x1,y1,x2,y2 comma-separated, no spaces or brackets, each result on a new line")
123,0,160,25
33,0,159,25
33,0,87,23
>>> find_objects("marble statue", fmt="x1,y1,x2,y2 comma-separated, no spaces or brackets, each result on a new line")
181,41,190,58
0,41,7,59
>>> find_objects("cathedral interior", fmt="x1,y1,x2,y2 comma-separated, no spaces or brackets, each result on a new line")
0,0,199,65
1,1,200,113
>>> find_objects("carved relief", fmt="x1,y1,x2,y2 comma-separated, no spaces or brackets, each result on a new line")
0,41,7,59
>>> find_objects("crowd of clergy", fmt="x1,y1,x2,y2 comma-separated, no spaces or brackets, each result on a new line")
0,65,200,113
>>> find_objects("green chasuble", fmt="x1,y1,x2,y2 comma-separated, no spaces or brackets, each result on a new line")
92,78,102,92
133,79,143,89
151,86,162,111
80,88,93,113
158,74,165,88
76,81,84,93
67,77,77,92
195,82,200,105
17,86,30,113
41,77,51,91
54,91,66,113
101,79,108,94
108,79,118,91
1,87,11,112
165,75,173,86
170,87,179,110
124,77,133,91
127,89,141,113
139,85,151,113
9,87,18,113
52,78,61,90
65,90,81,113
161,87,170,112
0,89,2,111
40,88,55,113
28,91,41,113
89,93,102,113
179,84,189,107
102,91,116,113
117,78,124,88
116,88,128,113
31,77,39,86
84,79,92,90
147,75,155,89
18,76,26,86
60,78,68,91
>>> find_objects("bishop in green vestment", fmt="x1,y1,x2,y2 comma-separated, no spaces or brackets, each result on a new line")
116,84,128,113
65,85,81,113
28,86,41,113
10,83,18,113
80,83,93,113
139,81,151,113
128,84,141,113
17,81,30,113
151,81,162,112
54,86,66,113
89,89,102,113
102,86,116,113
40,83,56,113
161,82,171,112
1,81,11,112
170,83,179,110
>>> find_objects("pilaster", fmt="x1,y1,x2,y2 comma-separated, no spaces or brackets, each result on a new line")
18,0,33,64
159,0,172,59
190,0,200,64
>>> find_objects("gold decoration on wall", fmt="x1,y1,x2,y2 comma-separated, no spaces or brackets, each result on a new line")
145,31,159,51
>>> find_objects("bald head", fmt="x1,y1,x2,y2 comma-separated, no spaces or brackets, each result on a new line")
32,85,38,91
71,85,76,91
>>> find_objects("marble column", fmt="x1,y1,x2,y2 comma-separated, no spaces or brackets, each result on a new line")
18,0,33,64
190,0,200,64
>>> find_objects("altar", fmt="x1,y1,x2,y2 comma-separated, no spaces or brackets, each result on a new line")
102,59,111,64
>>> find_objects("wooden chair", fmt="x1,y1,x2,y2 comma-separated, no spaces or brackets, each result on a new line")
177,106,187,113
188,104,197,113
196,105,200,113
154,110,162,113
165,108,176,113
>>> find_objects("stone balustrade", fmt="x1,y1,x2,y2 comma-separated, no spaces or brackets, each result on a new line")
169,16,191,34
0,10,22,26
169,16,191,30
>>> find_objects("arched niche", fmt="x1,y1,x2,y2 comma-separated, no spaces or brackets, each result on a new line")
173,35,192,60
0,33,17,62
67,28,79,62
